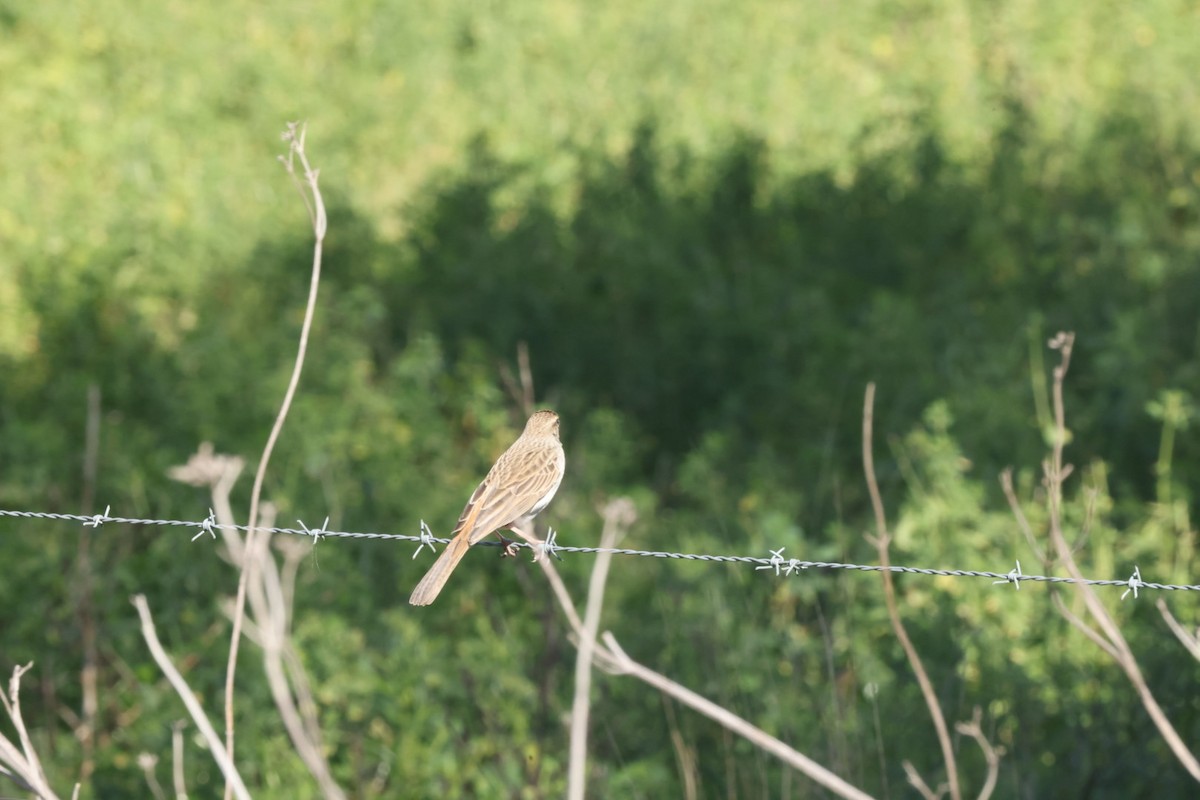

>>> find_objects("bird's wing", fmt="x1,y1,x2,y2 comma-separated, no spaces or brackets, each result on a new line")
459,444,563,545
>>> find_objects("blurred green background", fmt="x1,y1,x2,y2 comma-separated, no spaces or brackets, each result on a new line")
3,0,1200,796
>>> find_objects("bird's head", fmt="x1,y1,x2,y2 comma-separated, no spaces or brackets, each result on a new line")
526,409,560,439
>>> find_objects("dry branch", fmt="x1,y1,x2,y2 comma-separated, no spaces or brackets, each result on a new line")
568,498,636,800
131,596,251,800
221,122,331,800
173,444,345,799
534,511,874,800
172,720,188,800
0,663,61,800
863,382,961,800
954,708,1001,800
75,383,102,787
1020,332,1200,782
1156,599,1200,662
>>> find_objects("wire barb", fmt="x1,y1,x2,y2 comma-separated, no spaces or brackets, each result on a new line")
411,520,438,560
84,504,111,529
297,516,329,545
1122,566,1143,601
994,560,1023,591
539,528,562,562
755,547,788,575
191,509,218,542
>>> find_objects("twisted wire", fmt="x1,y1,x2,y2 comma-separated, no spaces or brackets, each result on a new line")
2,508,1195,593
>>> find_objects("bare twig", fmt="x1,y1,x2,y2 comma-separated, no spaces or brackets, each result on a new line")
954,708,1001,800
1156,599,1200,662
999,468,1046,566
534,521,873,799
568,498,636,800
0,766,37,798
175,447,346,799
1039,332,1200,782
599,632,874,800
663,696,700,800
1068,486,1098,557
0,663,60,800
274,535,311,628
534,550,587,635
499,341,537,418
222,122,327,799
76,383,102,786
901,761,941,800
863,383,961,800
167,443,245,560
172,720,188,800
865,684,890,800
137,752,166,800
81,383,101,515
516,341,534,414
1050,593,1119,660
131,595,251,800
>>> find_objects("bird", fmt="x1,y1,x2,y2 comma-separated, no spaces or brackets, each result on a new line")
408,409,565,606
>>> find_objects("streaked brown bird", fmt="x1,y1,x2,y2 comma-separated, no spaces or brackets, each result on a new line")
408,410,565,606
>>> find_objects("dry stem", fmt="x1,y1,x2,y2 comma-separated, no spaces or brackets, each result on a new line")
954,708,1001,800
1035,332,1200,781
222,122,328,799
567,499,636,800
76,383,102,786
0,663,60,800
534,512,873,799
174,445,344,798
1156,599,1200,662
172,720,188,799
863,382,961,800
132,596,251,800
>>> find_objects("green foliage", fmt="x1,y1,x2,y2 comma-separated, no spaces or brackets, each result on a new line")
3,0,1200,797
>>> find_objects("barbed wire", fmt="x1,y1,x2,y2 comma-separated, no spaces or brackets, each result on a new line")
2,507,1197,597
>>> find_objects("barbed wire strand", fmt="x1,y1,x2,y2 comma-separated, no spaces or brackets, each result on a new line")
1,508,1196,595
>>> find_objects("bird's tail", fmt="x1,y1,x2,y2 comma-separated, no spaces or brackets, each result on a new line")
408,534,471,606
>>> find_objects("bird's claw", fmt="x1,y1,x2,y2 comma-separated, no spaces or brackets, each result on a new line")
498,534,521,558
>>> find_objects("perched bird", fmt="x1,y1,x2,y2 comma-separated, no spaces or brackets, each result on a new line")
408,410,565,606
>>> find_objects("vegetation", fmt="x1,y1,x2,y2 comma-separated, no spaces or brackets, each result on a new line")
2,0,1200,796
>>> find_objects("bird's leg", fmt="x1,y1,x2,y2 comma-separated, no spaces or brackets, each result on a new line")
510,522,545,562
496,530,522,558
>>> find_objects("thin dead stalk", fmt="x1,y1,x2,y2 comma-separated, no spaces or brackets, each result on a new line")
1156,600,1200,662
173,446,345,798
76,383,102,786
900,762,940,800
222,122,328,799
954,708,1001,800
663,697,700,800
998,468,1045,566
568,498,636,800
1036,333,1200,782
137,752,166,800
0,663,61,800
1050,593,1119,660
534,520,873,800
862,383,961,800
131,596,251,800
499,341,537,418
172,720,188,800
597,632,873,800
